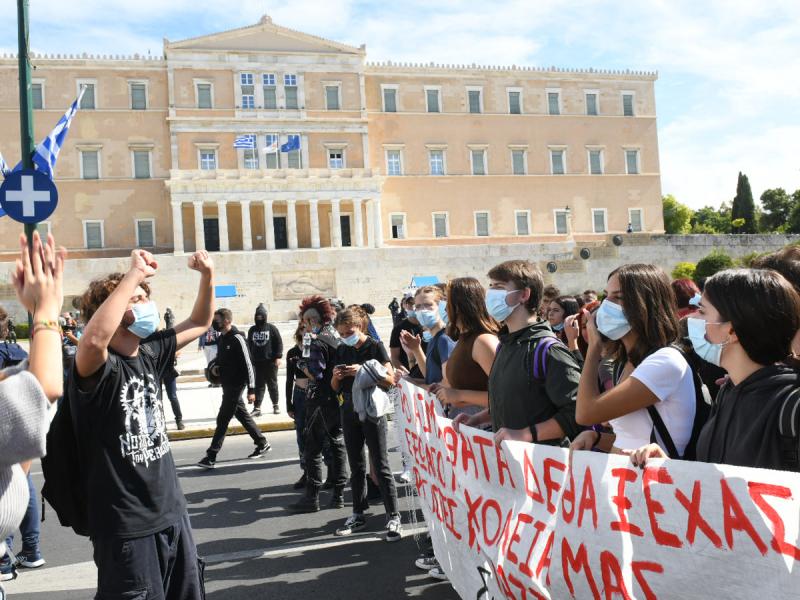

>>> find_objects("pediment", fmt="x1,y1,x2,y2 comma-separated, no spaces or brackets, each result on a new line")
166,16,363,55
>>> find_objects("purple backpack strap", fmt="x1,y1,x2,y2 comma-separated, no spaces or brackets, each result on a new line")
532,336,560,381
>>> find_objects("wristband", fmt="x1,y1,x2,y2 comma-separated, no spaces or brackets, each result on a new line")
33,319,60,329
591,430,602,449
529,424,539,444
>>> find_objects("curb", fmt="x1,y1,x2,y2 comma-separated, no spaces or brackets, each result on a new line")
167,420,296,441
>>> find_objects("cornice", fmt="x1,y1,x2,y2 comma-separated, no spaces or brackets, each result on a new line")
366,61,658,81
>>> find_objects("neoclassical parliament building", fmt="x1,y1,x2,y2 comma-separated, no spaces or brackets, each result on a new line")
0,16,663,260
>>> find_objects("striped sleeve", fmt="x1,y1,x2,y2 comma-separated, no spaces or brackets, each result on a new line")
236,333,256,390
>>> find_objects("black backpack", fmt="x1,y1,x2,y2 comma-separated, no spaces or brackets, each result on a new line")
41,390,90,536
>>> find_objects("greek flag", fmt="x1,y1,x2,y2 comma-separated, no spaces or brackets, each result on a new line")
0,151,8,177
280,135,300,153
29,89,85,179
234,135,256,149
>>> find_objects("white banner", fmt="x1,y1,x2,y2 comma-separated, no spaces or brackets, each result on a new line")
398,380,800,599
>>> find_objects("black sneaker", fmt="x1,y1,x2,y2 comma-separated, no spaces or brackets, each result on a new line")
335,514,366,536
248,442,271,459
16,549,45,569
288,496,320,513
175,419,186,431
292,473,307,490
197,456,216,469
251,408,262,418
273,405,280,415
329,489,345,509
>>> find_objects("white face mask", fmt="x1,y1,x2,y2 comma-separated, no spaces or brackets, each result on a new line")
485,289,520,322
595,299,631,341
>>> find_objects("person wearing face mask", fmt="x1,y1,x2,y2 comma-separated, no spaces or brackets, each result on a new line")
572,264,698,458
389,295,427,377
247,303,284,416
400,286,455,388
547,295,580,344
198,309,270,469
451,261,581,449
630,269,800,471
71,248,214,599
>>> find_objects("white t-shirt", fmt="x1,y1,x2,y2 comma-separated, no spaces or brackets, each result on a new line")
610,347,696,454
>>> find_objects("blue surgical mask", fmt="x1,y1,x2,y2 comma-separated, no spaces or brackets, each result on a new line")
128,301,160,339
552,322,565,332
422,331,433,343
406,310,416,320
687,317,728,367
689,293,702,307
416,309,440,330
438,301,449,326
595,300,631,341
485,289,519,322
341,333,360,347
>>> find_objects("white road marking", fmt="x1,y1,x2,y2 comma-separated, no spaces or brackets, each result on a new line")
176,456,298,471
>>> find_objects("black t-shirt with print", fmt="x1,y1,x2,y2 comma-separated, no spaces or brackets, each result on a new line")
335,337,390,393
389,319,427,372
71,329,185,539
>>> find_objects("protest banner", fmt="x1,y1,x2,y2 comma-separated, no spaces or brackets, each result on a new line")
398,380,800,599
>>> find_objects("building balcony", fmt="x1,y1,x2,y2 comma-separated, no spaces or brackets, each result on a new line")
168,167,380,181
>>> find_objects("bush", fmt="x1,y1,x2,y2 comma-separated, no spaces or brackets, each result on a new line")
737,251,768,268
14,323,30,339
671,262,696,280
694,250,734,283
690,223,717,234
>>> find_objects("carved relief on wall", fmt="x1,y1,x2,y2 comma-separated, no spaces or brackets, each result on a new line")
273,270,336,300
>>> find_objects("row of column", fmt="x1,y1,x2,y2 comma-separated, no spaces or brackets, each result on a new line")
171,197,383,253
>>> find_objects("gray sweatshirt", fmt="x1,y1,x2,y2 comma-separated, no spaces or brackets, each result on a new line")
0,361,49,558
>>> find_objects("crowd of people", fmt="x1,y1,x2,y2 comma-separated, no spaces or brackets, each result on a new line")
2,231,800,598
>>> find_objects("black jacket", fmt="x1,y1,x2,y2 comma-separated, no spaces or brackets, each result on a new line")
696,363,800,471
217,326,256,393
247,323,283,362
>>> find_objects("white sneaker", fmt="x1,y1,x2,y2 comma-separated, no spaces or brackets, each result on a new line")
429,566,448,581
415,555,438,570
385,516,402,542
396,470,412,484
335,513,366,537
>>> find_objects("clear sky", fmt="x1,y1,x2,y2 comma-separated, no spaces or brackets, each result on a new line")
1,0,798,209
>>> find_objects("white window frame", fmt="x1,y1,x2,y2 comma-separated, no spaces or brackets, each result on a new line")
283,74,299,110
196,145,219,171
384,146,404,176
135,218,156,247
507,87,523,114
432,212,450,238
31,78,46,110
381,84,399,112
325,144,347,169
584,89,600,115
515,210,531,236
83,219,105,249
324,81,342,111
194,80,214,109
239,72,255,109
628,207,644,232
128,80,149,110
424,85,442,113
469,145,488,175
389,212,407,240
264,133,281,169
426,146,447,176
509,146,528,175
474,210,491,237
76,78,97,109
546,87,562,115
129,146,153,179
466,86,483,114
624,147,641,174
548,146,567,175
586,147,604,175
553,209,569,235
592,208,608,233
621,90,636,116
78,146,102,179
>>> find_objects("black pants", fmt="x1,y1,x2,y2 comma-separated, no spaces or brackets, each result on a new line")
341,401,399,516
163,375,182,421
253,361,279,410
92,511,205,600
207,385,266,459
303,402,347,496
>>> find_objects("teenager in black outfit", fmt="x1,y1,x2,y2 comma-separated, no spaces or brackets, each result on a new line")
247,303,283,416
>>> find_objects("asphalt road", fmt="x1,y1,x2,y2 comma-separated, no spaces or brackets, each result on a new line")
5,429,459,600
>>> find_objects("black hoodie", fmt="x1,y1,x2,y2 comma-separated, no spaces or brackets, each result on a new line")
217,325,256,393
247,305,283,363
695,363,800,471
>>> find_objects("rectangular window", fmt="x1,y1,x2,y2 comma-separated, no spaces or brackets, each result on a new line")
284,74,298,109
34,222,51,238
79,83,95,109
383,88,397,112
391,214,406,239
626,150,640,174
426,89,440,113
629,208,643,232
243,148,259,169
554,210,568,234
264,134,280,169
433,213,449,238
328,149,344,169
429,150,444,175
84,221,103,249
286,136,302,169
593,209,607,233
622,93,635,116
199,150,217,170
547,91,560,115
81,150,99,179
550,149,565,175
240,73,255,109
31,83,43,109
588,150,603,175
475,212,490,237
133,150,150,179
325,85,340,110
136,219,155,247
468,89,481,114
471,150,486,175
586,92,598,116
197,83,212,109
262,74,277,109
515,211,530,236
508,91,521,114
512,150,526,175
386,150,402,176
130,83,147,110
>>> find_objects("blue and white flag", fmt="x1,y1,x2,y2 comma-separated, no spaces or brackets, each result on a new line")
24,87,86,180
233,135,256,149
280,135,300,153
0,151,9,177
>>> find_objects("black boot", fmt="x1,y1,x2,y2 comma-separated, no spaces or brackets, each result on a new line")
329,486,345,509
293,472,307,490
288,495,320,513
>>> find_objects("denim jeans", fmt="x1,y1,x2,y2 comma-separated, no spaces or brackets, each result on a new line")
4,473,40,555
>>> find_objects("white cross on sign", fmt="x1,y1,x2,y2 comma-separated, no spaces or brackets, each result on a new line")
5,175,51,217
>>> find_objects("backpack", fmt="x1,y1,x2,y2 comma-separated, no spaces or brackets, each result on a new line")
0,341,28,368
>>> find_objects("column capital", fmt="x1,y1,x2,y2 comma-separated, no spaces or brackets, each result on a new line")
287,198,297,205
240,199,251,206
170,199,183,208
216,198,228,206
192,199,204,207
330,198,341,205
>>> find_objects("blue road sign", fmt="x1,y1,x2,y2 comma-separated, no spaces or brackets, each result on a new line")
0,168,58,224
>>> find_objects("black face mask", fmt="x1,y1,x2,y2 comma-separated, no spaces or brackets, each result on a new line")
211,321,222,332
255,317,266,325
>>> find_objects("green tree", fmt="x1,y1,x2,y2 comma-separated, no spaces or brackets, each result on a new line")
691,203,731,233
759,188,793,232
731,172,757,233
788,200,800,234
662,194,692,234
694,249,734,283
671,262,696,280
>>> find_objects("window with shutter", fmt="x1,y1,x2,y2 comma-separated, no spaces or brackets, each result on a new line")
243,148,259,169
262,74,276,109
325,86,340,110
547,92,560,115
137,220,155,247
383,88,397,112
589,150,603,175
623,94,634,116
131,83,146,109
475,212,489,236
85,222,103,249
468,90,481,113
133,151,150,178
586,93,598,115
426,89,440,113
265,134,280,169
471,150,486,175
434,214,448,238
626,150,640,174
509,91,521,114
32,83,43,109
516,212,530,235
197,84,212,108
555,211,568,234
630,209,643,232
551,150,565,175
79,83,95,109
593,210,607,233
512,150,525,175
81,151,99,179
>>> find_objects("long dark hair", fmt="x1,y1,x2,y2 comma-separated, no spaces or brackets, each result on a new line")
445,277,499,341
610,263,680,366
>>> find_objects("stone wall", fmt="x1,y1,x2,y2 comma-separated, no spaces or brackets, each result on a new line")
1,233,798,325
